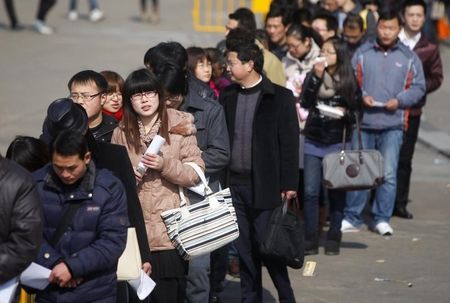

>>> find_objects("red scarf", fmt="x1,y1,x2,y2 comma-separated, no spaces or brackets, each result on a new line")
102,108,123,121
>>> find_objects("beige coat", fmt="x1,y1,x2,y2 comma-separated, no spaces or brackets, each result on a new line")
111,108,205,251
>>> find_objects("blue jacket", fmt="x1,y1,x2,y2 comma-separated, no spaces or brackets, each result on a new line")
33,161,128,303
352,39,426,130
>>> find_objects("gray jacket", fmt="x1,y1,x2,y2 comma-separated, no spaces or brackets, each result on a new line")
181,75,230,201
352,39,426,130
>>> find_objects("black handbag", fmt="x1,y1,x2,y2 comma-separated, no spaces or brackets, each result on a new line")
259,198,304,269
322,116,384,190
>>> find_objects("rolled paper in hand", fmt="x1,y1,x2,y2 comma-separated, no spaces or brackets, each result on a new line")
136,135,166,175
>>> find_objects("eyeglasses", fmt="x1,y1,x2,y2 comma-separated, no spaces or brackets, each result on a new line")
70,92,103,102
131,91,157,102
287,43,303,50
320,49,337,56
226,60,245,68
107,92,122,99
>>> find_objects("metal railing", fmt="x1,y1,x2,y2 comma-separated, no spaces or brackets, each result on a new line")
192,0,271,32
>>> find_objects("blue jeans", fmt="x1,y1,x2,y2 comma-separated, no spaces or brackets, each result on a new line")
344,129,403,226
69,0,98,10
303,154,346,233
185,254,210,303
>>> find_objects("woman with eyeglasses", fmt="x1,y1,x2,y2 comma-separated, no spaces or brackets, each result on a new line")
282,24,323,217
100,70,124,122
282,24,322,98
300,37,361,256
111,68,204,303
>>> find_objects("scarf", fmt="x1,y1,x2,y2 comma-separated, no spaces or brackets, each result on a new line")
102,108,123,121
138,118,161,146
318,71,338,99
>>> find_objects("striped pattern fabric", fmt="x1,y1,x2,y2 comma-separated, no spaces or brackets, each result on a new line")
161,188,239,260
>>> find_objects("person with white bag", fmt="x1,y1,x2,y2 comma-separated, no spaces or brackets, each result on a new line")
112,68,204,303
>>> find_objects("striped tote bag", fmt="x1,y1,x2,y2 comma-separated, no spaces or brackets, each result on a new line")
160,163,239,260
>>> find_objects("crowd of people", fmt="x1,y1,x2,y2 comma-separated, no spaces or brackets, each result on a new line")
0,0,445,303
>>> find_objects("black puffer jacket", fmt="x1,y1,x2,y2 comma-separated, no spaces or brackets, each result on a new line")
0,156,43,284
300,72,361,144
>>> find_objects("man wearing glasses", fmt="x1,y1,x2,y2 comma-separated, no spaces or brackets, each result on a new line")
68,70,118,143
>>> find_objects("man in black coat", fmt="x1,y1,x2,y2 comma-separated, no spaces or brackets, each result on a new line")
220,42,299,303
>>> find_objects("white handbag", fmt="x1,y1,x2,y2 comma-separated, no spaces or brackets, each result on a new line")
161,163,239,260
117,227,142,281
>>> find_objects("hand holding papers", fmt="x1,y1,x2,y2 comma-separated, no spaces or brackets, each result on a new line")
316,104,345,119
128,270,156,300
20,262,51,290
136,135,166,176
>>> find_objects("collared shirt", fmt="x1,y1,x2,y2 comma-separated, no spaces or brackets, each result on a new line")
241,75,263,89
399,28,421,50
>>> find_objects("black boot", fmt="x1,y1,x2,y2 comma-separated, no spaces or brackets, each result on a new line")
304,232,319,255
393,204,413,219
325,230,342,255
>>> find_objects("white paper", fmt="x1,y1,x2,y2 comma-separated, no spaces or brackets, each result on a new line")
313,56,328,67
127,270,156,300
316,104,344,119
372,101,385,107
0,277,19,303
136,135,166,175
20,262,51,290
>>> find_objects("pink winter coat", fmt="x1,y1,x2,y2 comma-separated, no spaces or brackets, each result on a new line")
111,108,205,251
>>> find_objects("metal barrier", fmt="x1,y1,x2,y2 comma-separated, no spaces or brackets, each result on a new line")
192,0,271,32
20,289,35,303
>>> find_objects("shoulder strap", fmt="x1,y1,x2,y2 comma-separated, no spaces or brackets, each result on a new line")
184,162,213,195
49,202,83,246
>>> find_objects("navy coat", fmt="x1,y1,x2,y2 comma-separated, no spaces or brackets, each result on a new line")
33,161,128,303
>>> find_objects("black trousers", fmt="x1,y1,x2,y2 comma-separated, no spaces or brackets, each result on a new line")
36,0,56,21
396,113,421,207
4,0,18,27
231,184,296,303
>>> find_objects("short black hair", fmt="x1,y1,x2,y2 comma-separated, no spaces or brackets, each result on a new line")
226,28,256,50
291,8,312,26
265,6,291,27
343,13,364,32
6,136,49,172
52,129,88,160
228,7,257,34
227,42,264,74
402,0,427,15
378,10,402,26
144,41,188,71
313,12,339,33
67,70,107,93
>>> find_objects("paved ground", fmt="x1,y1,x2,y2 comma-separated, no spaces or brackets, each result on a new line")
1,1,450,302
220,141,450,303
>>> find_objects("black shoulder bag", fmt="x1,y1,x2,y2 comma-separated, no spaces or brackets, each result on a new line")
50,202,84,246
259,197,304,269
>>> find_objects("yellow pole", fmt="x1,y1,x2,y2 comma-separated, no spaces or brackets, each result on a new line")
217,0,223,26
206,0,211,25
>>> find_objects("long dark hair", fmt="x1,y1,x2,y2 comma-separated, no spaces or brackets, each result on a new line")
326,37,358,108
122,68,169,152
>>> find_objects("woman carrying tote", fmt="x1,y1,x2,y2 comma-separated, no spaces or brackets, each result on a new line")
300,37,361,256
111,68,204,303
